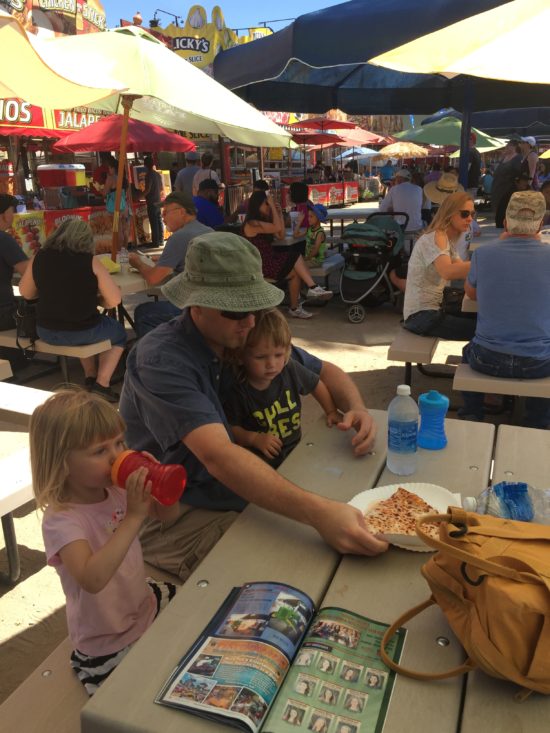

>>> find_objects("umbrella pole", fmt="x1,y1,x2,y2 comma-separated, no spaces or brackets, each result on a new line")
111,96,139,262
458,81,474,190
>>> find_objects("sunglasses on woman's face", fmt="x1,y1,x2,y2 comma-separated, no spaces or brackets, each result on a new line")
458,209,476,219
220,310,255,320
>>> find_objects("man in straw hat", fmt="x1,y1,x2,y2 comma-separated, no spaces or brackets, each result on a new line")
119,232,386,579
460,191,550,426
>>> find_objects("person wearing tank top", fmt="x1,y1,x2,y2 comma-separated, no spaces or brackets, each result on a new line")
19,219,127,402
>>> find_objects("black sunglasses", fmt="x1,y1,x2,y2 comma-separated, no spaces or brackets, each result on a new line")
458,209,476,219
220,310,255,320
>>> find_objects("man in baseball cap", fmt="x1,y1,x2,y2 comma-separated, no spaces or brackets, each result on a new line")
379,166,423,232
173,150,201,199
120,231,385,580
461,191,550,425
129,191,213,337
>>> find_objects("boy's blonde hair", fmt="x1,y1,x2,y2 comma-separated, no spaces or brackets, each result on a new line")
226,309,291,378
30,389,125,510
245,308,291,352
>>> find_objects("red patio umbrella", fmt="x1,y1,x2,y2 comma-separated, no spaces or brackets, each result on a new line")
0,126,70,138
291,131,345,177
53,114,195,153
288,117,357,132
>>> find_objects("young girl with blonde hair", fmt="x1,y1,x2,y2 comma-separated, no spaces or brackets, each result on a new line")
30,389,180,695
403,191,476,340
224,309,339,467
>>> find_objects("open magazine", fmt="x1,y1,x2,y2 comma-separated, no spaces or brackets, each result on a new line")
156,582,406,733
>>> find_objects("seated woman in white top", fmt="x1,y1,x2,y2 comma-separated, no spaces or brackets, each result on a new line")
402,191,476,341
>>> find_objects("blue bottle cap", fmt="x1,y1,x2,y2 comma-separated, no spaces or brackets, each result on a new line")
419,390,449,408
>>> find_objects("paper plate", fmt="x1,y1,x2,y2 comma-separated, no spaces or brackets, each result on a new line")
349,483,461,552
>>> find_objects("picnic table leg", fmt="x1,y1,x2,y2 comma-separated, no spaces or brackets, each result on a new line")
1,513,20,584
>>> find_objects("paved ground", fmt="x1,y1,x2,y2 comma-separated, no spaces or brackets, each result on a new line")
0,203,503,703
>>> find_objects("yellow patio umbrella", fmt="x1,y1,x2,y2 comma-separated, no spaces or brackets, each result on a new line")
539,149,550,160
32,25,294,259
369,0,550,85
0,10,123,108
376,142,429,159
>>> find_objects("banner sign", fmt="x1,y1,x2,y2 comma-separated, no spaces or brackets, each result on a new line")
0,0,106,35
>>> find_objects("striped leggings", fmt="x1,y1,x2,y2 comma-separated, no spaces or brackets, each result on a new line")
70,580,176,696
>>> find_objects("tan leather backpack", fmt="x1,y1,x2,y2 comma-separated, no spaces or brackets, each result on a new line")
380,506,550,701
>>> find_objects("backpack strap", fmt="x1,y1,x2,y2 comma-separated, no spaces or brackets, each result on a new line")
416,510,548,585
380,597,476,680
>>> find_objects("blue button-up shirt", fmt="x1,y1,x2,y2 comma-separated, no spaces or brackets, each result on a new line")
119,311,321,511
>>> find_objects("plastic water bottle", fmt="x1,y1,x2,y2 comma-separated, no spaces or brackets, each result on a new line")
418,390,449,450
118,246,129,274
111,450,187,506
386,384,418,476
463,482,550,524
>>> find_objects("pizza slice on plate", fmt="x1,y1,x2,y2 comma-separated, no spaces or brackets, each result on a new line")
363,487,440,539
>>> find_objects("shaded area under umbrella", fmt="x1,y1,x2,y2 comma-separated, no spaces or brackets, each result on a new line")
291,131,345,177
52,115,195,154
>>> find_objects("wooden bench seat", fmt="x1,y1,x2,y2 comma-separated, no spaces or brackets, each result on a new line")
0,330,111,383
0,382,53,426
387,329,439,385
453,363,550,398
0,562,181,732
0,359,12,381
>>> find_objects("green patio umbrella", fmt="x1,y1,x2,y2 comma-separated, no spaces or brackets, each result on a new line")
395,116,507,151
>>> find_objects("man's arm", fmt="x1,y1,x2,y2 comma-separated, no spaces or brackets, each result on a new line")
184,423,388,556
319,360,376,455
464,281,477,300
128,253,173,285
378,189,392,213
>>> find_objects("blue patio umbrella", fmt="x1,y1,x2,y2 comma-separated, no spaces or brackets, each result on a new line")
214,0,550,116
213,0,550,184
336,147,379,160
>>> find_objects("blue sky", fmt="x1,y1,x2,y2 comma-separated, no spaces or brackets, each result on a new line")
104,0,341,33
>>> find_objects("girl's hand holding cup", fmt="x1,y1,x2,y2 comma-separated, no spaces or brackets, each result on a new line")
124,466,153,521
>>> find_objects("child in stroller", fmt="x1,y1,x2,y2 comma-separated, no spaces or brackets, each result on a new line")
339,212,409,323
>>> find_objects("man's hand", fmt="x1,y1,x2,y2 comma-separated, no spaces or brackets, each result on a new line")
252,432,283,459
312,500,388,556
336,409,376,456
128,252,141,269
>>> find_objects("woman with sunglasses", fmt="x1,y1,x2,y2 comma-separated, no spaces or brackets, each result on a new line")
243,191,333,319
402,191,476,341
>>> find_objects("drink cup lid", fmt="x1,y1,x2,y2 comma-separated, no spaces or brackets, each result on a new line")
111,450,135,487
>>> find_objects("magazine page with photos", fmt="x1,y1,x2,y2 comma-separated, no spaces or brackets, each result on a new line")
261,607,405,733
156,582,315,732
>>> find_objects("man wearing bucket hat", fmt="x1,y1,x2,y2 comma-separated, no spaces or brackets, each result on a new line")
119,232,386,580
460,191,550,426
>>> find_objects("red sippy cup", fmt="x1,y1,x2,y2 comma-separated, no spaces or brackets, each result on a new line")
111,450,187,506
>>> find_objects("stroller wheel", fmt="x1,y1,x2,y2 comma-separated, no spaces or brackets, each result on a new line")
348,304,365,323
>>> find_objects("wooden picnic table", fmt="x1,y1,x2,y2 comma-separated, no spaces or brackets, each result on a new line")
82,411,526,733
0,359,12,381
0,430,32,583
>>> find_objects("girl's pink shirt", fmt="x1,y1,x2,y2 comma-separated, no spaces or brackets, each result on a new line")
42,486,156,656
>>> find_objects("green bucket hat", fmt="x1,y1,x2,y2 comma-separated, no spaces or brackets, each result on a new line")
161,231,285,311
